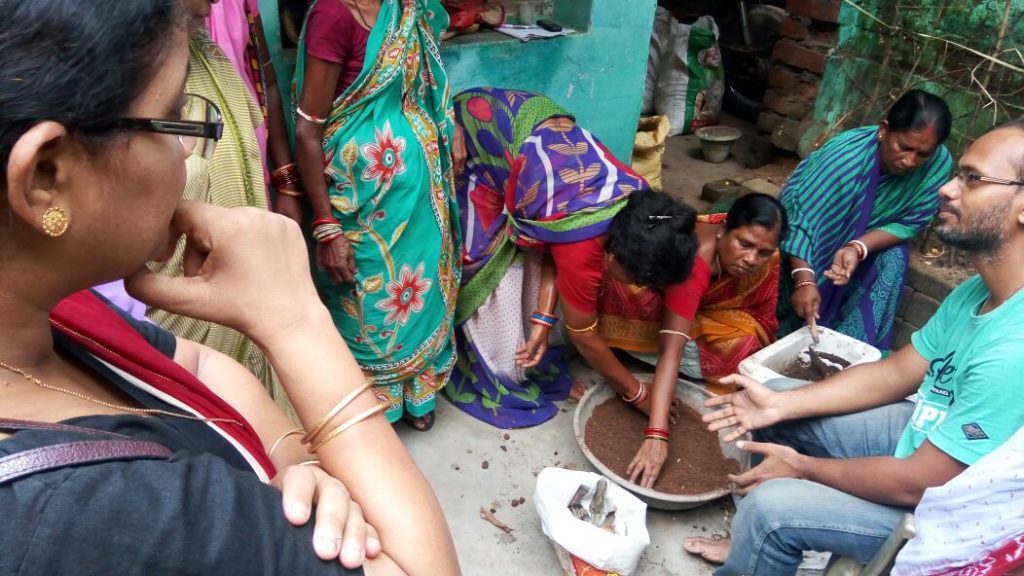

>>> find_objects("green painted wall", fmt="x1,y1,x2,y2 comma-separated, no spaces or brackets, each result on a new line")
259,0,656,160
804,0,1024,157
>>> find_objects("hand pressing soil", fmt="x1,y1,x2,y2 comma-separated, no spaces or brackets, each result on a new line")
584,398,739,495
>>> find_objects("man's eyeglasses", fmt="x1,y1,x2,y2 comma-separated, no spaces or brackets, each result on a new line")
82,93,223,160
953,169,1024,188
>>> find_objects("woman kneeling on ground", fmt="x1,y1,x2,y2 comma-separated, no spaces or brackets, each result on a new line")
0,2,458,574
598,193,788,487
445,86,699,430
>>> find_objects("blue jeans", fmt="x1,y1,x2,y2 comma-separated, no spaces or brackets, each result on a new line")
716,378,916,576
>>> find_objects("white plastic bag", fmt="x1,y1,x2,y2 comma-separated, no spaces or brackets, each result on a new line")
534,467,650,575
646,10,725,136
641,8,674,115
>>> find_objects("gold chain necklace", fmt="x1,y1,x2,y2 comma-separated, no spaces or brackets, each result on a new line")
0,358,234,424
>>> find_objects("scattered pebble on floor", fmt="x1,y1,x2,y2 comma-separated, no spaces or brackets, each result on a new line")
481,460,489,469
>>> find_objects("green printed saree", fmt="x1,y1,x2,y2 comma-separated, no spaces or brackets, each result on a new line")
294,0,460,422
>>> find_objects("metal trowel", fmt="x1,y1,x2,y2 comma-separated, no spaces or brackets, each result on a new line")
806,317,832,378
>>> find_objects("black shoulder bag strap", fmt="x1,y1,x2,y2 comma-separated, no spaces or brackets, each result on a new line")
0,418,173,486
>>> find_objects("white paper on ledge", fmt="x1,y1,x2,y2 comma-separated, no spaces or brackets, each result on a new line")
495,24,574,42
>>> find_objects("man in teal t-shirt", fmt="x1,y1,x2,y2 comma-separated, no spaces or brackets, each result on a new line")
683,120,1024,576
895,275,1024,462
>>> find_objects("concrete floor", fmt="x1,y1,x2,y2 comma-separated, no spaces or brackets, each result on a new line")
399,362,732,576
658,113,798,210
397,117,807,575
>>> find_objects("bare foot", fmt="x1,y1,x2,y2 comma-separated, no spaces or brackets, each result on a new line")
568,379,588,402
683,535,731,565
400,410,436,432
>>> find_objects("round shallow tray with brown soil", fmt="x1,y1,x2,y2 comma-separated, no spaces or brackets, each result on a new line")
573,378,750,511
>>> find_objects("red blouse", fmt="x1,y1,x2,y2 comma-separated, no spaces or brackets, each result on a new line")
550,238,712,319
305,0,370,99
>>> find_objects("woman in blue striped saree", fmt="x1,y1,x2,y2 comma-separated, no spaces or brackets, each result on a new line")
777,90,953,351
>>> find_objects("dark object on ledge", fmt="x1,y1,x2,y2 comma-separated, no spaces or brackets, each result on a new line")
536,19,562,32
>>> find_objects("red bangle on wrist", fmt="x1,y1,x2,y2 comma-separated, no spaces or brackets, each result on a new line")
644,426,670,440
312,216,340,227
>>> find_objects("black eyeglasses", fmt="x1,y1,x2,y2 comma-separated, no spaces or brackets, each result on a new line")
82,93,223,160
953,169,1024,188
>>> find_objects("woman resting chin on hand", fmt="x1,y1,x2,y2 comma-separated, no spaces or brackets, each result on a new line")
0,2,459,575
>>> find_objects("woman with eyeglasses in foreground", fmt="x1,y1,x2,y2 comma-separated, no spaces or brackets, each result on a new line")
0,2,459,574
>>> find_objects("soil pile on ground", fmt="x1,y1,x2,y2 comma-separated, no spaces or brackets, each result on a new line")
584,398,739,495
779,349,851,381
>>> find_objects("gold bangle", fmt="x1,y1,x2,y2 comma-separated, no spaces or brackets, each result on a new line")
268,426,305,459
302,379,374,446
298,459,321,467
565,318,599,333
276,187,305,198
644,435,669,442
308,402,388,453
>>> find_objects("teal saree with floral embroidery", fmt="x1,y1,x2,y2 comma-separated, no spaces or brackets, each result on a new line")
293,0,460,422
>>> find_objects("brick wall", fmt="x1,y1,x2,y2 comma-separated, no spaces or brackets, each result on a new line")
759,0,841,153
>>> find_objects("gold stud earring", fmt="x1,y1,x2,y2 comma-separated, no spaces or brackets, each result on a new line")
41,206,70,238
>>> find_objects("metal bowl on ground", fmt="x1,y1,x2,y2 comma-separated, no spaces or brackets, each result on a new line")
694,125,742,163
573,378,750,511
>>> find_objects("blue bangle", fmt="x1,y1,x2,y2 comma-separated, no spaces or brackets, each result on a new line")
530,312,557,326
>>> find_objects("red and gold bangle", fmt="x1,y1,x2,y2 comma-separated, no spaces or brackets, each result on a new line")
794,280,816,290
312,216,340,227
845,239,868,261
644,434,669,442
312,216,344,244
644,426,670,439
271,163,301,189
